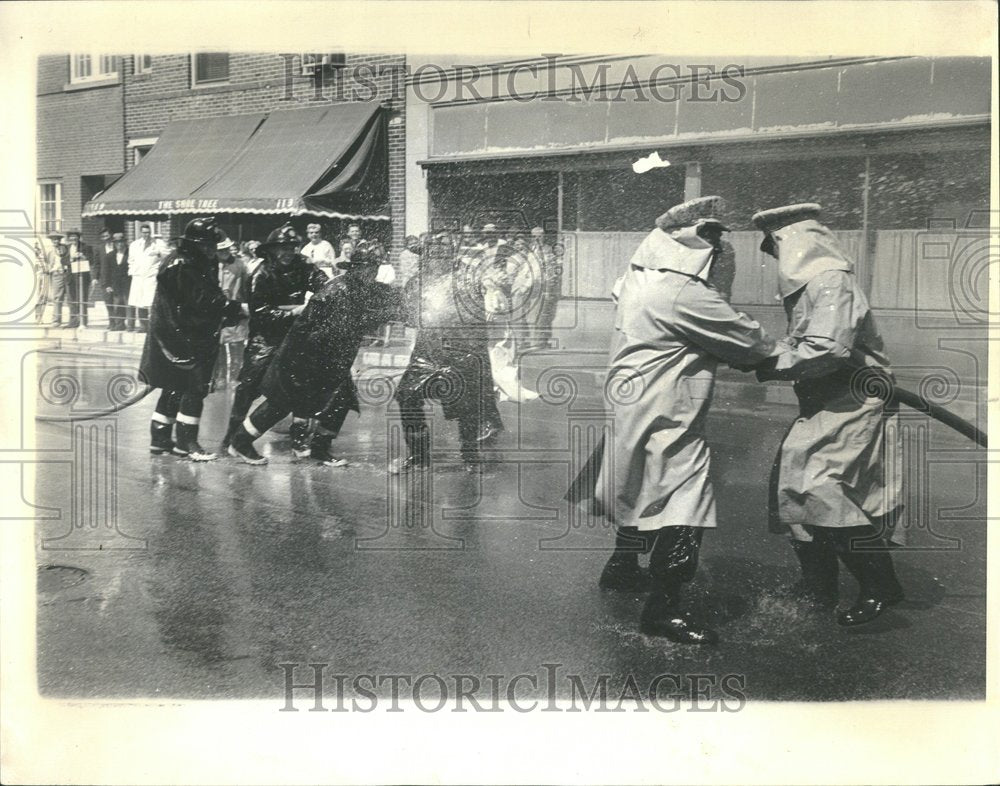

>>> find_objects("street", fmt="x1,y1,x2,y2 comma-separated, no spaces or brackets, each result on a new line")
34,351,987,703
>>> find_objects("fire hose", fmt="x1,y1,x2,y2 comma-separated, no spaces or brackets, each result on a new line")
566,354,986,503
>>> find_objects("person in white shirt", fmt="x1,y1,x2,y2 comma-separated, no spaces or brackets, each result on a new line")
299,223,337,279
127,224,165,332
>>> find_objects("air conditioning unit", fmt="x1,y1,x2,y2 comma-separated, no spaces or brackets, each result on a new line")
300,53,346,76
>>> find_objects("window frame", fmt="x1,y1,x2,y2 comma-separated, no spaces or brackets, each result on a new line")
190,52,231,88
135,54,153,74
36,181,62,235
69,53,119,84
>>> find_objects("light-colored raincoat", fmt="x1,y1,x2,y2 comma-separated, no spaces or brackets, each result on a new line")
595,227,776,532
758,219,903,541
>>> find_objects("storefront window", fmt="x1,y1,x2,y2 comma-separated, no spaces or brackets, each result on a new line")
867,148,990,310
575,167,685,232
868,149,990,230
429,172,558,233
701,156,866,231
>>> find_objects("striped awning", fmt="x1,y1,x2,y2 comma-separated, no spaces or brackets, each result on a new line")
83,104,389,220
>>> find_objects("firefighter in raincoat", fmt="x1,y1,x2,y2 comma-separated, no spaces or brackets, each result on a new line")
220,223,328,454
226,239,403,466
140,217,243,461
752,203,904,627
595,196,776,645
390,231,501,474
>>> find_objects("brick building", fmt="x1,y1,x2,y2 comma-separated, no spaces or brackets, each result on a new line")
64,52,407,258
36,54,127,246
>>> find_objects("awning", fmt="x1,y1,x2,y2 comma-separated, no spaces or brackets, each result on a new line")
83,104,389,221
195,103,387,218
82,114,266,215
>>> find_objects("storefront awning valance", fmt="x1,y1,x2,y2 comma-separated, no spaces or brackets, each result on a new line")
83,104,389,221
82,114,266,216
194,103,387,219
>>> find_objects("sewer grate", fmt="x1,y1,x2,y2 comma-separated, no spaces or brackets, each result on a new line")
37,564,90,593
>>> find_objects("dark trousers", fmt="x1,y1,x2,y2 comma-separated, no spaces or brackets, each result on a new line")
68,271,91,325
247,398,349,439
155,388,205,421
126,306,149,332
227,345,274,427
799,523,902,597
396,387,482,463
530,288,560,346
105,290,128,328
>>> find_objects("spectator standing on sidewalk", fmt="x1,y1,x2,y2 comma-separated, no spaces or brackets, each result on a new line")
101,232,131,330
300,222,337,279
397,235,421,288
92,228,114,296
212,234,251,390
35,231,65,324
63,229,93,329
128,224,165,332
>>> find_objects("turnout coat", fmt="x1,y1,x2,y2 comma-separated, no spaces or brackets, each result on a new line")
260,270,403,425
139,246,241,393
236,256,329,391
395,267,497,421
756,220,903,541
594,228,776,532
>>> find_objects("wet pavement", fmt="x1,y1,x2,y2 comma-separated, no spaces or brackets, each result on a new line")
33,351,987,702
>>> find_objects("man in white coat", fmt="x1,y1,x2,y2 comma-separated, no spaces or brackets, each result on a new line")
128,224,165,331
595,196,776,644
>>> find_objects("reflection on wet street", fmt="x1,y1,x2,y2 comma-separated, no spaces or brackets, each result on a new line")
34,352,987,700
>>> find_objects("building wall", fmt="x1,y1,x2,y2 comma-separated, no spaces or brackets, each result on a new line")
122,52,407,259
36,55,125,244
412,55,992,389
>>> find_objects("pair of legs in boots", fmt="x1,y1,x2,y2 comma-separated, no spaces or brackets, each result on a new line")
601,524,716,645
788,521,904,626
149,389,215,461
220,348,271,451
391,390,484,475
227,398,349,467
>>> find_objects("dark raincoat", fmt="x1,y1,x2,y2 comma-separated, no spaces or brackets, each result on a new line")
259,269,403,426
395,262,498,423
239,257,330,391
139,246,241,393
756,219,903,542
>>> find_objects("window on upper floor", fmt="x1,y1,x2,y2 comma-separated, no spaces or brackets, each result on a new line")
70,53,118,84
135,54,153,74
37,182,62,234
191,53,230,87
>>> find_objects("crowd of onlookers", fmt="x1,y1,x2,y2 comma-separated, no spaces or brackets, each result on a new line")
34,219,566,341
33,222,373,329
